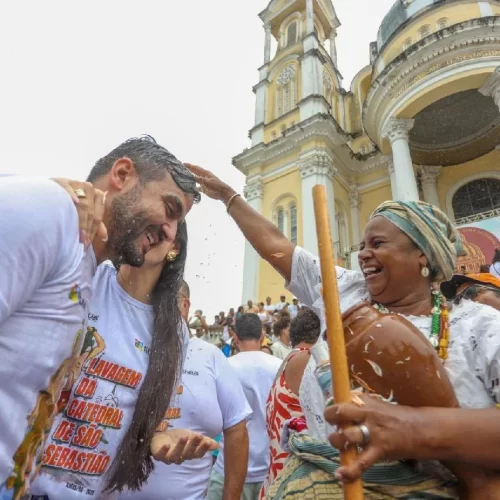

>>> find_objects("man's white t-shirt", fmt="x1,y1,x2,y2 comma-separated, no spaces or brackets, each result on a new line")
213,351,281,483
274,302,286,312
0,177,95,497
288,304,299,319
120,337,251,500
31,263,190,500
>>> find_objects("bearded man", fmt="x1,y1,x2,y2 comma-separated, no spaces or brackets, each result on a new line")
0,136,198,500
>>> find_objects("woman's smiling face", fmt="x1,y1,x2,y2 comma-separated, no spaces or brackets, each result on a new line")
358,216,428,305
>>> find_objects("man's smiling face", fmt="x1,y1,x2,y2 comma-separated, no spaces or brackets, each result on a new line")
107,173,194,268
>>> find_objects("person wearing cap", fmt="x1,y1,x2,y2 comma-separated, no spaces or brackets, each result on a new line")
442,273,500,311
288,297,300,319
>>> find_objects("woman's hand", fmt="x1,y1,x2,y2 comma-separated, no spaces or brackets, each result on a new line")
324,393,426,483
51,178,108,248
184,163,235,204
151,429,218,465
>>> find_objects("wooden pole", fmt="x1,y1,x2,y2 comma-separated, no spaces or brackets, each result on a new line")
313,185,365,500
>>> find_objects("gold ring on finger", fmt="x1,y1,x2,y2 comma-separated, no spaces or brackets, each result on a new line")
74,188,86,199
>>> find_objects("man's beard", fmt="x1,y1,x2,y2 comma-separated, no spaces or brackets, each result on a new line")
106,186,154,269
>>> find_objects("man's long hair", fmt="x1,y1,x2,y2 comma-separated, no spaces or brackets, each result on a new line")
105,221,188,492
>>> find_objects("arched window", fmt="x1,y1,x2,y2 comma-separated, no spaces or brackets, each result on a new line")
418,25,431,40
286,22,297,47
276,65,297,117
290,204,298,244
437,18,449,30
277,207,285,233
452,178,500,220
403,38,412,50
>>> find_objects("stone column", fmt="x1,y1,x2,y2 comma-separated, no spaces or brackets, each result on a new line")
479,67,500,111
382,118,419,201
306,0,314,35
419,166,442,208
329,30,338,66
241,180,264,304
387,158,398,200
300,152,336,257
349,184,361,246
264,24,272,64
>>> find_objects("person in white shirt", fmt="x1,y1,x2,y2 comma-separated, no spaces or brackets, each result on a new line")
263,297,275,322
288,297,300,319
207,314,281,500
120,281,251,500
0,137,200,500
274,295,287,312
31,223,217,500
271,315,292,361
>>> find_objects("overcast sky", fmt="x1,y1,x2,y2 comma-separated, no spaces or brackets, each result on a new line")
0,0,395,319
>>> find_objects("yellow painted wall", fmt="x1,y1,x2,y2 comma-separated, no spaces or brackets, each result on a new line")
379,2,481,69
258,168,302,300
437,148,500,217
358,184,393,229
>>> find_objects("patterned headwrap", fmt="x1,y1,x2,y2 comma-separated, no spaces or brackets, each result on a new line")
370,201,465,282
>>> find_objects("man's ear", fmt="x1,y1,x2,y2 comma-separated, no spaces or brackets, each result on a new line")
109,157,137,192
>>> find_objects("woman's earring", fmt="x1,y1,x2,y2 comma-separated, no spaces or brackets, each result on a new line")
421,267,430,278
165,251,177,262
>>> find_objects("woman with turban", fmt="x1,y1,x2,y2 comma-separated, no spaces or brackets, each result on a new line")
188,164,500,498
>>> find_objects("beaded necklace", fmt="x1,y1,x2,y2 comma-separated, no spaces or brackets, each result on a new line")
373,284,450,361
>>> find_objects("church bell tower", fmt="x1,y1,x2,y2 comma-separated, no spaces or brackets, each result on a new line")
234,0,346,304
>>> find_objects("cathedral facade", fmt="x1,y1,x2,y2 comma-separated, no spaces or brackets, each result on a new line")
233,0,500,303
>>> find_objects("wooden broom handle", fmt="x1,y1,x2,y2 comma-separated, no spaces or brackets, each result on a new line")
313,185,364,500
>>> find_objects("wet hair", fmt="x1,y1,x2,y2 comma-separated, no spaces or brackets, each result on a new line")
87,135,200,203
106,221,188,492
493,249,500,264
273,315,291,338
235,314,262,342
290,308,321,348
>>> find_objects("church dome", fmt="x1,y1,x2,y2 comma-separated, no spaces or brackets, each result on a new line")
377,0,446,49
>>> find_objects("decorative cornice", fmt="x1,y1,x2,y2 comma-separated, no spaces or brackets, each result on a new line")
233,114,348,174
252,79,270,93
299,151,337,180
418,165,442,184
381,118,415,143
244,180,264,202
299,48,328,65
363,17,500,141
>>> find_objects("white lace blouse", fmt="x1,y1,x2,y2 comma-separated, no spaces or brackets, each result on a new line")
287,246,500,441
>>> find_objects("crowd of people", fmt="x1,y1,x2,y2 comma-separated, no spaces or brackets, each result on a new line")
2,136,500,500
